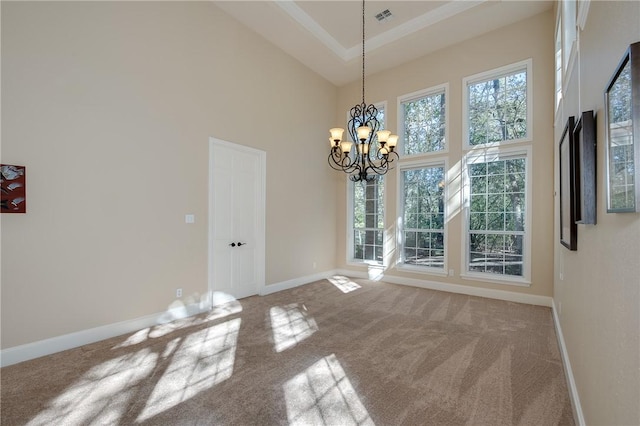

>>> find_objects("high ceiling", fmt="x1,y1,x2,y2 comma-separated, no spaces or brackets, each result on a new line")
215,1,553,86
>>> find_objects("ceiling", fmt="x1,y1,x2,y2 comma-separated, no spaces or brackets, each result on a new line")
215,0,553,86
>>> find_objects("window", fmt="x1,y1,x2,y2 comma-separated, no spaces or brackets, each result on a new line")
556,0,581,116
399,163,446,271
351,176,384,263
463,148,531,284
562,0,577,73
555,18,563,111
463,60,532,147
399,84,448,155
348,103,386,264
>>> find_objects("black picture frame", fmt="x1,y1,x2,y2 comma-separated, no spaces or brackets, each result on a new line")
560,116,577,251
573,110,597,224
605,41,640,213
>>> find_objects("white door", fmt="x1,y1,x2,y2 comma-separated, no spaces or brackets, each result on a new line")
209,138,265,302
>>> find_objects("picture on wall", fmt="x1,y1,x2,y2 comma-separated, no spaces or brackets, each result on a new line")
559,117,577,251
573,110,597,224
605,41,640,213
1,164,26,213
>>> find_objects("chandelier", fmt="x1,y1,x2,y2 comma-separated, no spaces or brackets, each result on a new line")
328,0,399,182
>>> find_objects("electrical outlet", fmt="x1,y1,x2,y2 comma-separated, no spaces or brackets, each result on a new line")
448,269,454,277
176,288,182,298
313,262,317,269
559,272,564,281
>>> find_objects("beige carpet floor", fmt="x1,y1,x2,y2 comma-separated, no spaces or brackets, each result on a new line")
1,277,575,425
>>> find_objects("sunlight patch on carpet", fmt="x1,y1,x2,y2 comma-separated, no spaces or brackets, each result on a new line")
26,349,157,426
113,328,151,348
113,297,242,349
137,318,241,421
284,354,374,426
328,276,362,293
270,303,318,352
207,299,243,320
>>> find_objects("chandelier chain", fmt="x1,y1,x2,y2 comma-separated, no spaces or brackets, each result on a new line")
327,0,399,182
361,0,365,105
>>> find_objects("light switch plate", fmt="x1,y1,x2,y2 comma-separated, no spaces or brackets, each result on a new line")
185,214,195,224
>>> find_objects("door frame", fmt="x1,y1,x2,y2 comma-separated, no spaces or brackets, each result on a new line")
208,137,266,307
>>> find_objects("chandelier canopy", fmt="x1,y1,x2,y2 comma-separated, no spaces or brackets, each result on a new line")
328,0,399,182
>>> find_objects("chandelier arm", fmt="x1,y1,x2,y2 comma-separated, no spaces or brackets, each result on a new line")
387,151,400,162
371,147,398,162
328,153,346,171
364,104,379,129
328,149,364,176
329,152,354,172
343,161,361,174
364,161,388,176
365,151,398,175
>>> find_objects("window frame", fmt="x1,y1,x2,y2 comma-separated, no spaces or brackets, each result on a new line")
396,156,449,276
562,0,577,76
346,101,388,266
554,15,563,117
460,145,532,286
576,0,591,31
397,83,450,157
462,59,533,149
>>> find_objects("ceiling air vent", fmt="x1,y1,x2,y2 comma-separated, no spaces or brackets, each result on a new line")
374,9,393,23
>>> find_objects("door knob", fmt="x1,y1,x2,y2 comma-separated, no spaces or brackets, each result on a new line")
237,242,246,247
229,242,236,247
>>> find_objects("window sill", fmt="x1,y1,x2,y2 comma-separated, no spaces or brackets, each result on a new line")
460,273,531,287
397,264,448,277
347,260,384,268
399,150,449,161
463,137,532,151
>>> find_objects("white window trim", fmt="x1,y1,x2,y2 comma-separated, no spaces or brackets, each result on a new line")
397,83,450,158
462,59,533,150
460,145,533,286
565,43,578,89
346,101,388,267
554,14,563,117
577,0,591,31
562,0,578,79
396,155,449,276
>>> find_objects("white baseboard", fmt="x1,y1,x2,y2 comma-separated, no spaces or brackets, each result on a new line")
1,271,336,368
551,300,586,426
260,269,339,295
0,270,554,368
334,269,553,307
0,303,208,368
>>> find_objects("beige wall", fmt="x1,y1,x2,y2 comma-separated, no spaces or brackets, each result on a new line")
554,1,640,424
3,4,638,421
335,11,556,298
1,2,338,349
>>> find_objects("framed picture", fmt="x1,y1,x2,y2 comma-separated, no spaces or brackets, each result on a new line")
560,116,577,251
1,164,27,213
573,110,597,224
605,41,640,213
